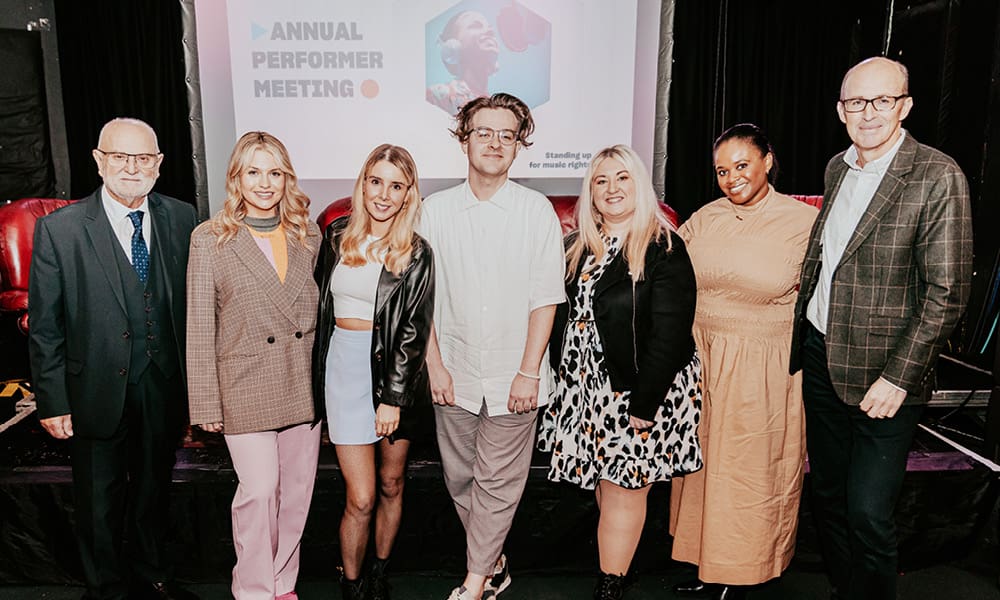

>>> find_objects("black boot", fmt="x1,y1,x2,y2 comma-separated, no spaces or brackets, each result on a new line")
593,572,627,600
673,578,716,595
339,572,367,600
368,557,391,600
714,585,747,600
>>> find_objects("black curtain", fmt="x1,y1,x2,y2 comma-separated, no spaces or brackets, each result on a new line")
887,0,1000,362
53,0,194,205
665,0,888,220
0,29,53,200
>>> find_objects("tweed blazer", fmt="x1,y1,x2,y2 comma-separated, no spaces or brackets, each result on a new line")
186,220,321,434
790,133,973,405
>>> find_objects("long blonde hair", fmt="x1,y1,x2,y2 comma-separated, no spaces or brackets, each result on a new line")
210,131,312,246
566,144,674,282
339,144,422,275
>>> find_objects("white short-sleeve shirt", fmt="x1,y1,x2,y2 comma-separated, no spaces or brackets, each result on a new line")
419,180,567,415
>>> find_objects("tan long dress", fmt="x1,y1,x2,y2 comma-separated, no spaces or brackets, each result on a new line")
669,188,818,585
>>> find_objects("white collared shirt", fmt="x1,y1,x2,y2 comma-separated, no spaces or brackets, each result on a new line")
806,131,907,334
419,180,567,415
100,186,151,262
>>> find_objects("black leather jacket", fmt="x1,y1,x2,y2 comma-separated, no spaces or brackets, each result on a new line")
311,217,435,435
550,230,697,421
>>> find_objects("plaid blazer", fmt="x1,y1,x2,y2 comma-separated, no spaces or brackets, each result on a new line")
790,133,973,405
186,221,321,434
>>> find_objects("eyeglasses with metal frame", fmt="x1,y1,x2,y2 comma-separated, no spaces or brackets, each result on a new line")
95,149,162,168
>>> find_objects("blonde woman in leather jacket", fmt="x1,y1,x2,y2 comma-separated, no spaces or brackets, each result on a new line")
312,144,434,600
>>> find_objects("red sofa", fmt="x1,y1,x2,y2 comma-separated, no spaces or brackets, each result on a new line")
0,194,823,334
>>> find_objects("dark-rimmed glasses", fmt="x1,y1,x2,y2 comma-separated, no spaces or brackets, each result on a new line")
839,95,908,113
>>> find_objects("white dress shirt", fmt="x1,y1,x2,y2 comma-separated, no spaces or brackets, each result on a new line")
419,180,566,416
100,186,150,263
806,131,907,334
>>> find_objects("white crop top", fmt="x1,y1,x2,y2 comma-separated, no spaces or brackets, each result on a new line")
331,237,384,320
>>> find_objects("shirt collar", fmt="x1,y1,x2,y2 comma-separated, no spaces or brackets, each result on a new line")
460,179,512,210
101,185,149,221
843,129,907,174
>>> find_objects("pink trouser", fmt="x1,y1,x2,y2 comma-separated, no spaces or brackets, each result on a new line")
224,422,321,599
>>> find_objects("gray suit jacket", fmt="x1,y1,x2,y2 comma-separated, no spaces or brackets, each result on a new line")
790,133,974,405
28,189,197,437
185,221,321,434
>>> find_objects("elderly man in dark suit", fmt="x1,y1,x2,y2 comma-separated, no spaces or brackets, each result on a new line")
790,57,974,600
28,118,199,600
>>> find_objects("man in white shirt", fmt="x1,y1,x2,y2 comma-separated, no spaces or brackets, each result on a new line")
419,93,566,600
790,57,973,600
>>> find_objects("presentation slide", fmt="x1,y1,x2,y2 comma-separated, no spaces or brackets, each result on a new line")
193,0,662,216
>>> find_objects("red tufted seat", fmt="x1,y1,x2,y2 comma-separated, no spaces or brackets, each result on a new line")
316,194,684,235
0,194,822,337
0,198,77,334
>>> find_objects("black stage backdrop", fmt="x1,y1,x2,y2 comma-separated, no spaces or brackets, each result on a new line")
19,0,1000,361
52,0,194,206
0,29,52,200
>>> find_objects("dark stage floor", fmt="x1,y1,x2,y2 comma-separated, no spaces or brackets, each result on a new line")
2,322,999,599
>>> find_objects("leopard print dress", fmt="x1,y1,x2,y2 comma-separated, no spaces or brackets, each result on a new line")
539,237,703,490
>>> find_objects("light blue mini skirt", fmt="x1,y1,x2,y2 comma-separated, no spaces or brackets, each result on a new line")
324,327,380,445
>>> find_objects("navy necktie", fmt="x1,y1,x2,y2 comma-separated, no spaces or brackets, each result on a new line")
127,210,149,283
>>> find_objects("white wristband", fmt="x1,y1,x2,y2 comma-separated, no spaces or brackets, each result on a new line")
517,369,541,380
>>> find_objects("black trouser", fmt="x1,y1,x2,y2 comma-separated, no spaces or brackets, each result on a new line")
71,364,183,600
800,322,922,600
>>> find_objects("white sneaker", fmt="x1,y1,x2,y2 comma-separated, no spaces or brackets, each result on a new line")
447,586,496,600
483,554,511,596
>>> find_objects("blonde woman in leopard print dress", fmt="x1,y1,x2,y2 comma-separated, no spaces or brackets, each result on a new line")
539,144,703,600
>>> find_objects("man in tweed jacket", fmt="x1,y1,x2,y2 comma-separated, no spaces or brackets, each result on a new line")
790,57,973,600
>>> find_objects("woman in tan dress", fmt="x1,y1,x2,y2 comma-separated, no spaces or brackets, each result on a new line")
669,123,818,600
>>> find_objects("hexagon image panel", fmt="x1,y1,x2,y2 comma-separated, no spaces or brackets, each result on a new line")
425,0,552,114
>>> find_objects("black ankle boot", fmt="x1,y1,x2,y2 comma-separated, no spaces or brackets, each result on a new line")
714,585,747,600
339,573,367,600
369,557,391,600
593,572,627,600
674,578,717,595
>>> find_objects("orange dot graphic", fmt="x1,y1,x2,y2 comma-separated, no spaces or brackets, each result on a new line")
361,79,379,98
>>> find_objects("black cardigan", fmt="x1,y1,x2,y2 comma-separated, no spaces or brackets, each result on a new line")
311,216,435,435
550,231,697,421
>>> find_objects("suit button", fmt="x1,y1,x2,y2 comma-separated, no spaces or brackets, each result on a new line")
146,321,153,327
147,334,156,341
295,331,303,339
144,306,152,313
118,368,127,376
146,350,153,357
122,331,130,339
267,336,275,344
143,291,152,299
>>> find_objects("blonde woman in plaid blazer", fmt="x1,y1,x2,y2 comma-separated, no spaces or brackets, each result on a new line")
186,131,322,600
790,57,973,600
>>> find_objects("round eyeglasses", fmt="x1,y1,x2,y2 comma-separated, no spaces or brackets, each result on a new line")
471,127,518,146
839,94,908,113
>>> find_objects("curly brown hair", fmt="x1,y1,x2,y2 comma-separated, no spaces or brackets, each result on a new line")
450,92,534,147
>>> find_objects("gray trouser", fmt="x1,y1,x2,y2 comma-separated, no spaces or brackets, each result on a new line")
435,401,537,575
